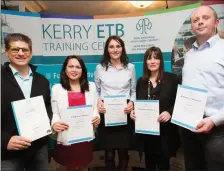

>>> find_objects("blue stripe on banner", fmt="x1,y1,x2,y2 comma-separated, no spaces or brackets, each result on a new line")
104,95,126,98
135,100,159,103
30,52,171,64
128,52,171,62
171,119,196,130
136,130,160,135
68,137,93,144
1,10,40,17
106,122,127,126
40,14,93,19
11,102,21,136
34,61,171,85
33,52,171,85
31,56,66,64
134,62,171,75
164,61,171,72
179,85,208,93
163,52,172,61
67,105,92,109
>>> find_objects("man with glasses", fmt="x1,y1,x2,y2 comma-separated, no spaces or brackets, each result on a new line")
1,33,52,170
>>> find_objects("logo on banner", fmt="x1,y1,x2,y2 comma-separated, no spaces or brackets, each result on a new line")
136,18,152,34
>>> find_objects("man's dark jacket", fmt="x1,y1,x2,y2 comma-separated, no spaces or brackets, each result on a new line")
1,62,53,160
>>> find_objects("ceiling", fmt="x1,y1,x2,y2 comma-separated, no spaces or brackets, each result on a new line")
40,1,200,16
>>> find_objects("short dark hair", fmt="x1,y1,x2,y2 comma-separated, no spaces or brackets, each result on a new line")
142,47,164,82
100,35,129,71
4,33,32,51
60,55,89,93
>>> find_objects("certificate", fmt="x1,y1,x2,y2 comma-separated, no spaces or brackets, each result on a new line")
61,105,94,145
135,100,160,135
104,95,127,126
11,96,52,141
171,85,208,130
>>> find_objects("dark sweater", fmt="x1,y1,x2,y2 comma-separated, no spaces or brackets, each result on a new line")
1,62,53,160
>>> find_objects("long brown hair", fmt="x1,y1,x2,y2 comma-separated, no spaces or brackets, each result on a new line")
100,35,129,71
142,47,164,82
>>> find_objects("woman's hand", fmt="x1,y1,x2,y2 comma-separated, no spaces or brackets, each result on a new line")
52,122,69,133
130,110,136,121
157,111,171,123
97,99,106,114
124,101,134,114
92,116,101,127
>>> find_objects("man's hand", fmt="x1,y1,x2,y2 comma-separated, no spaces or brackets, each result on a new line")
7,136,31,150
192,118,215,133
97,99,106,114
124,101,134,114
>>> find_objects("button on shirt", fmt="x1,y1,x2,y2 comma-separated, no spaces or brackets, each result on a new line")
182,34,224,126
9,64,33,99
94,63,136,102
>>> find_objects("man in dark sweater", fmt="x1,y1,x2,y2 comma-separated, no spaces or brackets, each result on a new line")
1,33,52,170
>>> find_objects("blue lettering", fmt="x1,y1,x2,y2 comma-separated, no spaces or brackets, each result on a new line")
83,25,92,39
105,24,114,37
73,25,82,39
63,25,72,39
42,24,52,39
91,42,97,50
97,25,104,38
53,24,61,39
116,24,124,37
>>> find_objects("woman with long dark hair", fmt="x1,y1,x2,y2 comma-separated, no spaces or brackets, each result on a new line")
94,35,136,171
131,47,181,170
51,55,100,171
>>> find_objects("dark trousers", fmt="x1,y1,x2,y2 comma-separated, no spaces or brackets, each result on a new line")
105,149,129,171
1,145,50,171
180,126,224,171
145,152,169,171
144,139,170,171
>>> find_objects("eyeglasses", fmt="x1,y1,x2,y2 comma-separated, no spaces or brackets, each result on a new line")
9,47,31,55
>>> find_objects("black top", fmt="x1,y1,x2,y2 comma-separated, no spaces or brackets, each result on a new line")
137,72,179,120
136,72,181,157
1,62,53,160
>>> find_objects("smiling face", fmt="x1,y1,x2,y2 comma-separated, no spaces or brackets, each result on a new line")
65,58,82,81
147,51,161,72
108,39,123,61
5,41,32,67
191,6,219,39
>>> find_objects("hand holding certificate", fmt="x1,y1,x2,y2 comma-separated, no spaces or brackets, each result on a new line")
135,100,160,135
11,96,52,141
61,105,94,145
171,85,208,130
103,95,127,126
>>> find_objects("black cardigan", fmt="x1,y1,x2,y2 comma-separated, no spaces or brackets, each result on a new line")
136,72,181,157
1,62,53,160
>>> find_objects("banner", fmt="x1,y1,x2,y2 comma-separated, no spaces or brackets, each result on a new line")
2,3,224,87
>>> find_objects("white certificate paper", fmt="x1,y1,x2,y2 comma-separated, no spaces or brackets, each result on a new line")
135,100,160,135
171,85,208,130
61,105,94,145
104,95,127,126
11,96,52,141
